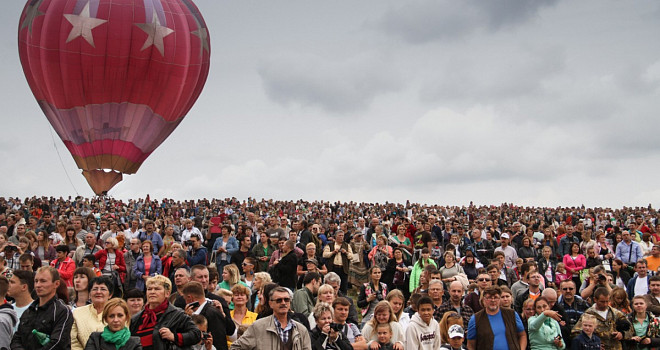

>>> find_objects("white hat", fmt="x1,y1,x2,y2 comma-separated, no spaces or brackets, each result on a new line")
448,324,464,338
501,233,510,239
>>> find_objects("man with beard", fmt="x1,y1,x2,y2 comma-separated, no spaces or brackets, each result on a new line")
467,285,526,350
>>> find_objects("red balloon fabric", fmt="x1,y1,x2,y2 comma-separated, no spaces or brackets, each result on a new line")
18,0,211,194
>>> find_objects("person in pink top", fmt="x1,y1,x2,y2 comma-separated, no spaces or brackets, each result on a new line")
563,242,586,290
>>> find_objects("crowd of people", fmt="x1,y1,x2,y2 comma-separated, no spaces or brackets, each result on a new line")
0,195,659,350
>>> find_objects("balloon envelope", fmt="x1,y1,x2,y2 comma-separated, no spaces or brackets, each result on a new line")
18,0,211,195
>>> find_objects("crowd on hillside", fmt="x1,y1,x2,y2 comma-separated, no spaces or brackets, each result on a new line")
0,195,659,350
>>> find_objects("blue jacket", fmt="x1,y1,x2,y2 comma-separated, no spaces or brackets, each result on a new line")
571,331,600,350
212,236,239,263
133,253,162,291
187,246,207,266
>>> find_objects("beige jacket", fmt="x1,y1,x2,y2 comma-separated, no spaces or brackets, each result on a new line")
71,304,104,350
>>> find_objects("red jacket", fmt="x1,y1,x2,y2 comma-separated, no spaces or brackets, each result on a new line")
94,249,127,282
50,257,75,287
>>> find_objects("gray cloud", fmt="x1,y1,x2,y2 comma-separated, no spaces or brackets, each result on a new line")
373,0,559,44
258,53,401,113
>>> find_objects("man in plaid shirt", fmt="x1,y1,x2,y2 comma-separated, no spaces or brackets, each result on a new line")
435,281,474,331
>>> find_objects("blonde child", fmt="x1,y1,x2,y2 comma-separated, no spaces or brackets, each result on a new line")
555,263,571,285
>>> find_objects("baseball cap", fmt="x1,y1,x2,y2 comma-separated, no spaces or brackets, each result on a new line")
305,258,319,266
501,233,510,239
448,324,464,339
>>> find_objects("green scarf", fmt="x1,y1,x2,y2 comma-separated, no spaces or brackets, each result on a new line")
101,326,131,349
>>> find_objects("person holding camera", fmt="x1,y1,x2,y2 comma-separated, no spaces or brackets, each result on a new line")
182,281,229,350
310,302,353,350
186,235,208,267
579,266,613,302
357,266,388,326
191,314,215,350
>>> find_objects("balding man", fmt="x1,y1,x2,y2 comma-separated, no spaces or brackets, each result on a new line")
542,288,570,348
436,280,474,328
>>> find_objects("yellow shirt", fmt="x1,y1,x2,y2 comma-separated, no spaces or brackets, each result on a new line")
227,310,258,347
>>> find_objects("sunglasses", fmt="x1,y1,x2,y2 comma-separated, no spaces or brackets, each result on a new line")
478,278,491,282
562,287,574,291
272,297,290,304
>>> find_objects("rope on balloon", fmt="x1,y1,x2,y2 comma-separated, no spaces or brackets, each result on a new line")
48,126,80,197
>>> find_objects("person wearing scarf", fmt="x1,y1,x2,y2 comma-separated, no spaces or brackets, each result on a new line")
129,275,201,350
85,298,142,350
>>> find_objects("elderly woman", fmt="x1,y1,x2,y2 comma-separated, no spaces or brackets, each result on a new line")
85,298,142,350
71,276,114,350
310,302,353,350
133,240,162,291
227,284,257,347
308,284,338,329
129,275,201,350
250,272,271,312
94,237,126,289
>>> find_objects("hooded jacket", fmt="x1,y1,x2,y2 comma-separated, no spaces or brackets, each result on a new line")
0,304,17,350
405,312,441,350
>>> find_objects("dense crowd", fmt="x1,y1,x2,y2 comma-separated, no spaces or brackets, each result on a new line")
0,195,659,350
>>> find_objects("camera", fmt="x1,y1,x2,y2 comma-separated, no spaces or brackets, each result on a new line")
375,293,384,301
597,274,607,282
329,323,343,332
185,240,194,247
202,332,210,340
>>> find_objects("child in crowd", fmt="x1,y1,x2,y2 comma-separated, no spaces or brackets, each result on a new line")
555,263,571,285
428,237,442,263
82,254,102,276
376,323,394,350
467,283,477,294
571,314,600,350
191,314,215,350
405,296,441,349
441,324,466,350
217,289,233,307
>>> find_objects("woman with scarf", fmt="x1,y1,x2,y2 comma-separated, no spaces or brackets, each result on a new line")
85,298,142,350
129,275,201,350
357,266,388,326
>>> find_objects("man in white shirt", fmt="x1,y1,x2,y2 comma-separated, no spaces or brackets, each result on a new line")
181,219,203,243
627,259,650,299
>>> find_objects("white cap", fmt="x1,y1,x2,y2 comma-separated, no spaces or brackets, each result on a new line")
501,233,510,239
448,324,464,338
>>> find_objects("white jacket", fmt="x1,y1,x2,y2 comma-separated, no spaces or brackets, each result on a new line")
405,313,441,350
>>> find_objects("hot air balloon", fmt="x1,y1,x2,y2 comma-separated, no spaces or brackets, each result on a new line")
18,0,211,195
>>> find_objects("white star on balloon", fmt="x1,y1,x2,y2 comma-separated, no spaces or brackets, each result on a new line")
135,8,175,56
63,1,107,47
20,0,45,34
191,26,209,53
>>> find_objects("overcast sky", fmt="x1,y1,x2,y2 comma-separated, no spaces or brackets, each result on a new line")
3,0,660,208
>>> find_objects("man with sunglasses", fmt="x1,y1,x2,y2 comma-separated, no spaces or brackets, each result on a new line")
230,286,311,350
464,273,492,313
557,279,589,331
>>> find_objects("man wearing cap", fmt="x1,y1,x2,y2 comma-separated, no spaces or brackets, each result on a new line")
493,233,517,269
441,325,467,350
292,272,321,317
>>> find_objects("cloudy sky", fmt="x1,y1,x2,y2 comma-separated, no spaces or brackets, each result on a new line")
2,0,660,208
